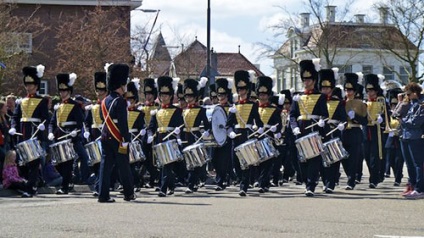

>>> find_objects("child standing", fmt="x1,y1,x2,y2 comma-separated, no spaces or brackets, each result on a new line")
2,150,32,197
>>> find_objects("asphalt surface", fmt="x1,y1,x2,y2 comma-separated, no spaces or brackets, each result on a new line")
1,172,424,238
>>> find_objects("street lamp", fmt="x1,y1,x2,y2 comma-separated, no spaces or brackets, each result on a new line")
132,8,160,73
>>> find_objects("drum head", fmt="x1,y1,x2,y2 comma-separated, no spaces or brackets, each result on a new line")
211,105,227,146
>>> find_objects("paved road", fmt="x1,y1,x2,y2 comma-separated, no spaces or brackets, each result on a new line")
1,173,424,238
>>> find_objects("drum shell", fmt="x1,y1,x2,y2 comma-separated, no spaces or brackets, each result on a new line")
295,132,323,161
152,139,183,168
49,139,78,165
321,138,349,167
129,141,146,164
84,140,102,166
16,138,46,165
182,143,210,170
234,139,261,170
256,137,280,163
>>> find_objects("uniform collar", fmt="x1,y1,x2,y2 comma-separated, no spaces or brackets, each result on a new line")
145,101,155,106
259,103,269,108
26,93,36,98
161,103,171,109
304,89,314,95
238,98,248,104
187,103,196,109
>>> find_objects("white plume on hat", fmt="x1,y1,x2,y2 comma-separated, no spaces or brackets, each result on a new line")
104,63,113,73
278,93,285,105
248,70,256,83
356,72,364,84
69,73,77,86
172,77,179,93
132,78,141,90
332,67,339,81
198,77,208,90
36,64,45,78
227,78,234,89
377,74,385,85
233,93,239,103
312,58,321,72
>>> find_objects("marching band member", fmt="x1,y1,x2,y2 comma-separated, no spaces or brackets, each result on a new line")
400,82,424,199
318,68,347,193
289,59,328,197
255,76,282,193
85,71,107,196
363,74,388,189
211,78,233,191
342,73,368,190
209,84,219,105
125,79,146,192
48,73,90,194
140,78,160,189
147,76,184,197
181,78,210,193
384,88,404,186
227,70,263,196
98,63,135,203
10,65,49,196
176,83,187,109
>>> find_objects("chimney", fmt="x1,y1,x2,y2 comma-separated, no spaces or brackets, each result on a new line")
355,14,365,23
326,5,336,23
300,13,310,28
379,7,389,24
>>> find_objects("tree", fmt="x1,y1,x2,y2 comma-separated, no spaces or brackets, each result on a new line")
0,2,48,96
54,5,133,99
371,0,423,83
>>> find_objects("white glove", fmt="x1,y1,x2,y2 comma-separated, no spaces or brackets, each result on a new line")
8,128,16,136
147,136,154,144
293,94,300,102
293,127,301,136
70,130,77,138
377,115,383,124
173,127,181,135
48,133,55,141
317,119,325,128
140,129,146,136
274,132,281,139
270,125,277,132
177,139,182,145
388,131,395,137
229,105,237,114
85,105,93,111
83,131,90,139
348,110,355,120
121,142,129,148
337,123,345,131
257,127,264,134
202,130,210,138
228,131,237,139
37,123,45,131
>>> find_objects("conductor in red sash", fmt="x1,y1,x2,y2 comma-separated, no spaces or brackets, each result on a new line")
98,63,135,203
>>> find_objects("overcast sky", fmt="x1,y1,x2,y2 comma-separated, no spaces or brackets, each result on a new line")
132,0,382,76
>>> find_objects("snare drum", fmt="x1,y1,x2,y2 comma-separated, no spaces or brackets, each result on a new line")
50,139,78,165
129,141,146,164
321,138,349,167
234,139,262,170
256,137,280,163
295,132,323,161
85,140,102,166
152,139,183,168
16,138,46,164
182,143,210,170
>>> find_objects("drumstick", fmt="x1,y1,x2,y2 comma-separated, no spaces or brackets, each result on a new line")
57,129,81,140
30,120,46,140
162,124,184,141
305,118,329,130
325,122,347,137
131,129,146,142
14,132,23,136
194,134,204,144
258,123,279,138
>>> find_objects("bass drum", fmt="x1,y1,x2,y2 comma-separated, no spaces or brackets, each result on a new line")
204,105,227,147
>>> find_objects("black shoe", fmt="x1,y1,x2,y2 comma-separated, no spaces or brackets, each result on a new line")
98,198,115,203
185,188,193,194
158,192,166,197
325,188,334,194
258,188,265,193
369,183,377,189
215,186,223,191
345,185,353,190
56,189,68,195
92,191,99,197
155,187,161,192
124,193,137,201
239,191,247,197
295,181,302,185
167,190,174,195
21,192,33,198
394,182,400,186
384,174,390,178
134,187,141,192
305,190,314,197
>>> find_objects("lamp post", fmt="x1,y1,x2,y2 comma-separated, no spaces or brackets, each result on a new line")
132,8,160,74
206,0,211,95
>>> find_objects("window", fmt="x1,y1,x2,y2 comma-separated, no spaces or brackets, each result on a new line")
334,65,352,74
362,65,373,74
399,66,411,84
6,33,32,53
383,66,394,80
39,80,48,95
